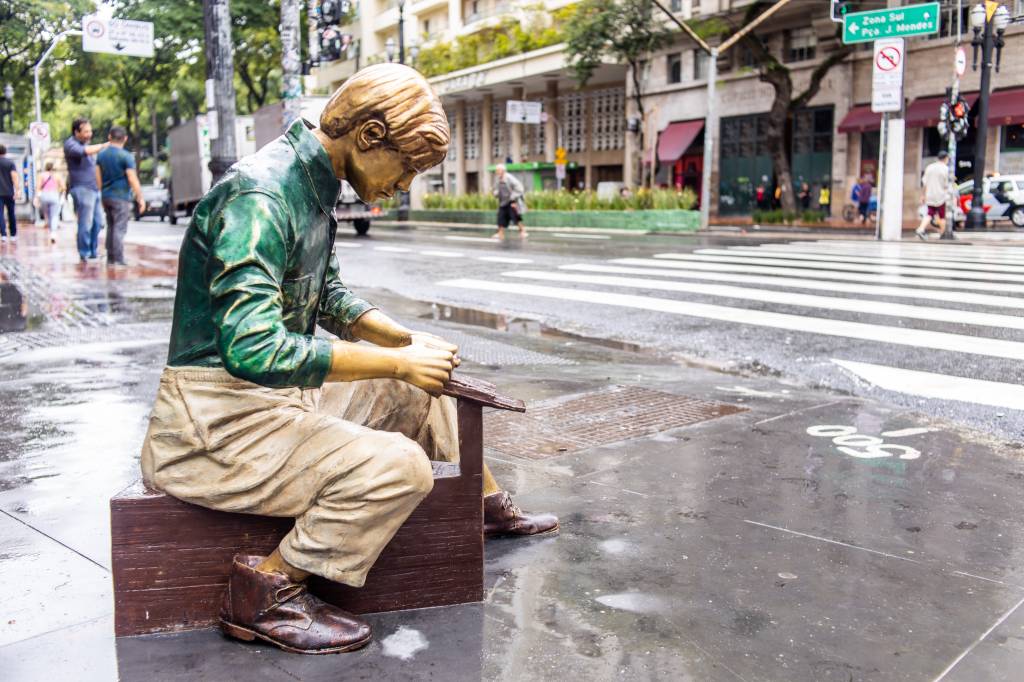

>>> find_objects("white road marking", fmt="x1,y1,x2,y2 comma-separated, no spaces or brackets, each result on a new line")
563,263,1024,310
551,232,611,240
479,256,534,264
611,258,1024,295
437,279,1024,361
445,235,498,243
421,250,463,258
932,594,1024,681
653,253,1024,283
503,270,1024,330
880,427,937,437
695,247,1024,274
335,242,363,249
769,241,1024,263
374,246,411,253
743,520,921,563
833,359,1024,411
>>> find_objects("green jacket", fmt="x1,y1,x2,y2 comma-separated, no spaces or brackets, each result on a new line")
166,119,376,388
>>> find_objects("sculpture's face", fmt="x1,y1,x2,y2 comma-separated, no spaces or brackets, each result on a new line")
346,142,418,202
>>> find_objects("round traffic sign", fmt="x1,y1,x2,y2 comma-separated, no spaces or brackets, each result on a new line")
875,46,901,71
954,47,967,76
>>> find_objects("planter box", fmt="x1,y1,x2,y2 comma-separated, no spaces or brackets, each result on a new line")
402,209,701,232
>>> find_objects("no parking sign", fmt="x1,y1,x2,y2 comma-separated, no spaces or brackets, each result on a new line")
29,120,50,154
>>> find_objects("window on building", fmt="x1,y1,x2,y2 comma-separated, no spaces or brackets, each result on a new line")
667,53,682,84
738,44,758,69
934,5,970,39
592,88,625,152
463,105,480,160
785,27,817,63
694,50,709,80
492,101,507,160
669,0,683,11
527,117,546,158
423,19,431,36
561,92,586,153
1003,124,1024,152
792,107,834,154
445,108,457,160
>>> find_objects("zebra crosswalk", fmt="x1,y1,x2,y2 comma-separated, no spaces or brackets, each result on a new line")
437,239,1024,412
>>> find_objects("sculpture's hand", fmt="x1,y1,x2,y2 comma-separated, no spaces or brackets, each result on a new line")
394,337,457,396
408,332,460,367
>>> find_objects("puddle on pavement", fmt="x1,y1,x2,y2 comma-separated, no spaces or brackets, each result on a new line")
423,302,646,354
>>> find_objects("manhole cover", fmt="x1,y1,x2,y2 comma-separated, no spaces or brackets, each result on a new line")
484,385,746,459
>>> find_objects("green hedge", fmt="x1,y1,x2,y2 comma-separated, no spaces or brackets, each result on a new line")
423,188,697,212
398,208,700,232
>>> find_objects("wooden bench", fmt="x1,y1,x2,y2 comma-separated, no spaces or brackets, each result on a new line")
110,376,523,637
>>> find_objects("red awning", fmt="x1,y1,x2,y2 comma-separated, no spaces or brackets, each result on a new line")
987,88,1024,126
657,120,704,162
837,105,882,134
905,92,979,128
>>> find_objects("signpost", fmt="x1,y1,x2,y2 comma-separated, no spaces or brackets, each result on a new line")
554,146,567,188
506,100,542,125
82,14,155,57
843,2,940,44
871,38,905,113
28,121,50,156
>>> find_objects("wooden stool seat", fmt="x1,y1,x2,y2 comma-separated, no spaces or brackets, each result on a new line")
111,376,523,637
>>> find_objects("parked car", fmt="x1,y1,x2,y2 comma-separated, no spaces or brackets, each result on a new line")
135,182,174,223
334,179,382,236
954,175,1024,228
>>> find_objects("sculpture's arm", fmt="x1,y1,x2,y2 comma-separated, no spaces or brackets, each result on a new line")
208,191,334,388
316,251,378,342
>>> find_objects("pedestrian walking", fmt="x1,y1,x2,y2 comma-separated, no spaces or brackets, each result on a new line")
64,117,109,263
491,163,527,239
34,162,66,244
96,126,145,267
916,151,950,240
0,144,19,243
818,183,830,213
854,176,873,224
798,181,811,210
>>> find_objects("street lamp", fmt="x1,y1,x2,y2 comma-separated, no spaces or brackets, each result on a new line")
965,2,1010,231
409,44,419,64
385,37,396,62
0,84,13,133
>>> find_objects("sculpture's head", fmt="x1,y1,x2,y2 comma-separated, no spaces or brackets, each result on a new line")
318,63,449,202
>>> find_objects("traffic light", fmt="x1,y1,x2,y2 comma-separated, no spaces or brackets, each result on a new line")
937,94,971,142
830,0,850,23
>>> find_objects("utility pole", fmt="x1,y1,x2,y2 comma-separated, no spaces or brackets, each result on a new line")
203,0,238,181
942,0,964,240
281,0,303,130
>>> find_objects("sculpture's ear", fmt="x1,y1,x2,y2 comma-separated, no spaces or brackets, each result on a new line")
355,119,387,152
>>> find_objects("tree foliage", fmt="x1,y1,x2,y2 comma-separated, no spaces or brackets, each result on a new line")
414,5,575,78
703,2,852,212
563,0,673,184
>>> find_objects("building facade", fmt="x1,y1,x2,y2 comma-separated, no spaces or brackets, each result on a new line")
312,0,1024,219
643,0,1024,219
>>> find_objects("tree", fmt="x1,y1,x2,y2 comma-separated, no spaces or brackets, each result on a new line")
0,0,95,128
697,3,852,212
564,0,673,186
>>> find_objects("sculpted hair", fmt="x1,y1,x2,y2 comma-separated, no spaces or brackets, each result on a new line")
320,63,449,170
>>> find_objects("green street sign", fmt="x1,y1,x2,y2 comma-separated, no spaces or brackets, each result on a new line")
843,2,940,44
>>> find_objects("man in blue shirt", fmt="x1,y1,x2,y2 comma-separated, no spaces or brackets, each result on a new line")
96,126,145,266
63,117,109,263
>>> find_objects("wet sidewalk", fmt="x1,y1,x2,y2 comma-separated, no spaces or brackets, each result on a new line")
2,225,1024,681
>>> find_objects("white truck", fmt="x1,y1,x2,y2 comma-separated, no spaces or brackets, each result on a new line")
253,98,381,236
168,115,256,219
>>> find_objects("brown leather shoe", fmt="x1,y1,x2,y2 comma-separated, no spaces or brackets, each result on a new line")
484,491,559,538
219,554,372,655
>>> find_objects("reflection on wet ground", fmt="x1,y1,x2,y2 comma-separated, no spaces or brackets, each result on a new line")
3,225,1024,680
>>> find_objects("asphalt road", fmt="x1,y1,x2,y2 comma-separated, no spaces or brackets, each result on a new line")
308,224,1024,442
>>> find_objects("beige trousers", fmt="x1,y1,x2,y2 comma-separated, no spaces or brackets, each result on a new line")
141,366,461,587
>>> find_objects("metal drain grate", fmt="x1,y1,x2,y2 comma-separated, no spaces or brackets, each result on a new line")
484,385,746,459
0,321,172,360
